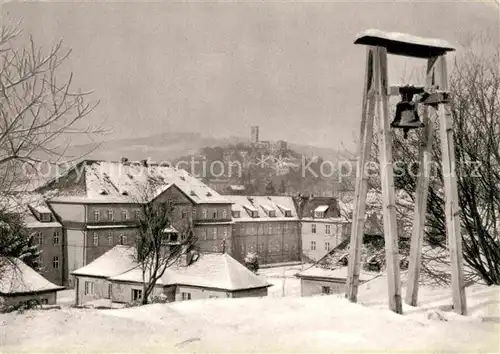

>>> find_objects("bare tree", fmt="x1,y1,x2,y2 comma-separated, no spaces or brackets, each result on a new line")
0,22,103,194
134,185,197,305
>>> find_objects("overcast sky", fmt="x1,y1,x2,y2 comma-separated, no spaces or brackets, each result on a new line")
2,0,499,150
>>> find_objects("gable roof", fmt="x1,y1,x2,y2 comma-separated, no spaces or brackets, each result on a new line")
0,258,64,295
71,246,137,278
77,246,270,291
38,160,229,205
225,195,298,222
296,265,377,282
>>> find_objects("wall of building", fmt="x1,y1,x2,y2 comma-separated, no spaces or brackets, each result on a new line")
67,229,86,288
174,285,230,301
31,226,64,285
49,203,86,223
75,276,110,305
231,287,268,298
0,291,57,307
301,221,349,262
111,281,163,303
232,221,300,265
85,227,139,265
300,278,346,297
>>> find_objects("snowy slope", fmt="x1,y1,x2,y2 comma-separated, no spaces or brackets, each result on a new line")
1,282,498,353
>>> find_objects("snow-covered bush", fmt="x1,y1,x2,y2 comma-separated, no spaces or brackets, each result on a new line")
244,252,259,273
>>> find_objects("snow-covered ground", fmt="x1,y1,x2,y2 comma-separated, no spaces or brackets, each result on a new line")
1,269,498,353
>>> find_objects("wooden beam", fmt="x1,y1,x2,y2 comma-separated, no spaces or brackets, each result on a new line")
405,56,438,306
346,47,376,303
437,55,467,315
375,46,403,314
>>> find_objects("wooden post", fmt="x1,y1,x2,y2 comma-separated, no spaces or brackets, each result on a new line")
375,46,403,314
436,55,467,315
405,57,438,306
346,47,376,302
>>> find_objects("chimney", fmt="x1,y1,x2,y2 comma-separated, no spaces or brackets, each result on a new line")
121,157,129,165
141,159,148,167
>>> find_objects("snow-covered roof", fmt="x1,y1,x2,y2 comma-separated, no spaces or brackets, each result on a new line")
314,205,329,213
0,192,61,229
111,252,270,291
71,246,137,278
226,195,298,222
0,257,64,294
296,265,377,282
79,246,270,291
40,160,229,205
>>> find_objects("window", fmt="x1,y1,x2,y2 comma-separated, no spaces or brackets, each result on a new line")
258,224,264,235
314,211,324,218
311,224,317,234
36,232,43,245
181,292,191,301
121,210,128,221
107,232,113,245
107,209,114,221
192,208,197,219
241,243,245,254
132,289,142,302
52,256,59,269
326,225,331,234
311,241,316,250
232,211,240,218
284,210,292,217
40,298,49,305
276,241,280,252
268,225,272,234
108,284,112,299
322,286,331,295
212,245,218,252
213,210,218,219
285,243,289,252
181,209,187,219
222,209,227,218
212,228,217,240
36,255,42,267
93,210,100,222
53,231,60,245
120,234,127,245
223,227,228,237
40,213,51,222
325,242,330,251
202,229,207,241
93,232,99,246
284,223,289,232
135,210,140,220
259,243,264,253
84,281,94,295
202,209,208,219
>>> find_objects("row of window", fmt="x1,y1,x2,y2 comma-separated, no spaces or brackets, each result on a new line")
93,209,140,222
238,223,297,236
93,207,230,222
199,227,229,241
310,224,343,235
240,242,297,254
92,232,130,246
35,231,60,246
310,240,339,251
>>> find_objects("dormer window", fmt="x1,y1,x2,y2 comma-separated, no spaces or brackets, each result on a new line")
284,210,292,217
40,213,51,222
232,210,241,218
314,205,329,218
120,190,129,196
251,211,259,218
99,189,108,196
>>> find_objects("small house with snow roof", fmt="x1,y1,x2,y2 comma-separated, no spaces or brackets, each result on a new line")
0,257,64,307
71,245,271,306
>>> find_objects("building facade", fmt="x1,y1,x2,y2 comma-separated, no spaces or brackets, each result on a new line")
226,195,301,265
298,197,351,262
37,159,233,287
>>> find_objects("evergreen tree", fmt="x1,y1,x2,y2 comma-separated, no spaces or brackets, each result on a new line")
0,209,40,270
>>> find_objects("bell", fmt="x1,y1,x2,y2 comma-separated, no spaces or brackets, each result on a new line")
391,86,425,139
